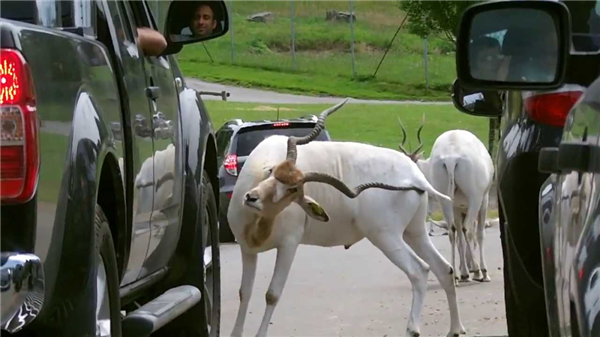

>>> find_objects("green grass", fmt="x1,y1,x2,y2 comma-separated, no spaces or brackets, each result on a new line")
224,0,403,18
176,1,457,101
205,100,489,154
180,61,452,101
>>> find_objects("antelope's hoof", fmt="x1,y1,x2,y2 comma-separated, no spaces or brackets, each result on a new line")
459,274,471,282
472,270,484,281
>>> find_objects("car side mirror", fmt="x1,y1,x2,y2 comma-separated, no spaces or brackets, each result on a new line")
163,0,229,54
452,79,503,117
456,0,571,90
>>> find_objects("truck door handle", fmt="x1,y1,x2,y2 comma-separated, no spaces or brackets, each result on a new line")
539,147,559,174
557,142,600,173
146,86,161,100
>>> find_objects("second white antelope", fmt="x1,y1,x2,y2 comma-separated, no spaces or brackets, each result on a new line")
397,120,495,283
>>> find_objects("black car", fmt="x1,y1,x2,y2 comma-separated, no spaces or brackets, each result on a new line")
215,116,332,242
1,0,228,335
452,1,600,336
538,74,600,337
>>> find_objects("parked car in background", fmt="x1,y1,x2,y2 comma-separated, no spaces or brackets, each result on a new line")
215,116,332,242
452,0,600,336
1,0,228,335
538,75,600,337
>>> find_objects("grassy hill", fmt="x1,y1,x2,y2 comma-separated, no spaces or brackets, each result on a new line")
175,1,457,101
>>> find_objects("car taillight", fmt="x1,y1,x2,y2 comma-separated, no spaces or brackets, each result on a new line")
524,90,584,127
224,154,238,176
273,122,289,127
1,48,39,203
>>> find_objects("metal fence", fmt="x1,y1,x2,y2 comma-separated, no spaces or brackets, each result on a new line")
176,0,456,91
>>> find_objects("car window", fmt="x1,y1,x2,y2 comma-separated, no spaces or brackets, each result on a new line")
235,126,329,157
565,0,600,53
216,129,233,157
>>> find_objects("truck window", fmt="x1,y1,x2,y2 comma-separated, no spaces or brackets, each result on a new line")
95,0,139,59
127,0,158,30
1,0,71,27
1,1,39,24
145,1,168,34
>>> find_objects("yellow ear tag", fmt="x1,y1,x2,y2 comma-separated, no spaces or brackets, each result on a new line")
310,203,324,216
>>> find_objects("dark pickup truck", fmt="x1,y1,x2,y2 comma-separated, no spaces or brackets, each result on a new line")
1,1,229,336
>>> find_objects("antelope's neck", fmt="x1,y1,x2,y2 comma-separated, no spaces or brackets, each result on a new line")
243,215,275,248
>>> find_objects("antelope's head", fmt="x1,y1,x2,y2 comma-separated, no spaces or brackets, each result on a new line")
243,99,350,222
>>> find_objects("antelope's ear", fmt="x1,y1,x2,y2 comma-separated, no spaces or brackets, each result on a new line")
296,195,329,222
262,166,274,179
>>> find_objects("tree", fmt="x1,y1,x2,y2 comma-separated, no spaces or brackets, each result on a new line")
400,1,501,156
398,1,480,43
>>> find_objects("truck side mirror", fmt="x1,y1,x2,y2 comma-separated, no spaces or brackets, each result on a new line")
456,0,571,91
163,0,229,53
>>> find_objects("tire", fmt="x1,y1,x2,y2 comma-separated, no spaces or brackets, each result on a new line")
95,205,123,337
155,170,221,337
499,200,549,337
199,170,221,337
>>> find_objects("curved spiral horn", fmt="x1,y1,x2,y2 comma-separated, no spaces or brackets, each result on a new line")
397,114,426,161
302,172,424,198
413,113,426,154
286,98,350,163
397,117,410,155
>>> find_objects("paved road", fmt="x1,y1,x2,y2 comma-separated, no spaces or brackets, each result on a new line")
220,226,508,337
185,78,453,105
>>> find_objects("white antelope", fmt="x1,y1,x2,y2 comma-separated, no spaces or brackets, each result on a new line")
227,100,466,337
397,120,494,283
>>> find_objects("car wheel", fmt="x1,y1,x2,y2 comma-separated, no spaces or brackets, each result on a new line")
199,170,221,337
499,200,549,336
153,170,220,337
95,205,122,337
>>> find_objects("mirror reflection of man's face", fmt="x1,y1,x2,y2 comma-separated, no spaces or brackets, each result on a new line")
191,5,217,37
475,46,503,80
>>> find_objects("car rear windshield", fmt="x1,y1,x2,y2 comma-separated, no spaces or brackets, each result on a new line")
235,125,329,157
565,0,600,52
